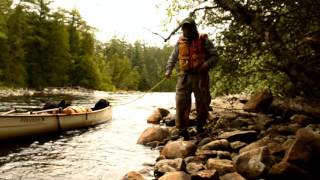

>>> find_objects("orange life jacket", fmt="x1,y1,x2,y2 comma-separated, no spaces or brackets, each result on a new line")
178,34,207,74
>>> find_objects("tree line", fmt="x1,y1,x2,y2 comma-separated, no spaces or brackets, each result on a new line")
3,0,318,98
0,0,176,91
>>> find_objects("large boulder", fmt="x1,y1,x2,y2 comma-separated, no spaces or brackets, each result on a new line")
282,128,319,166
243,90,273,112
159,171,191,180
147,108,170,124
235,146,275,179
137,126,169,145
268,128,320,179
269,161,312,180
161,140,197,159
280,128,320,177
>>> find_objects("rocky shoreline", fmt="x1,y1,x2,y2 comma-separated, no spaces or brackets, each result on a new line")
123,91,320,180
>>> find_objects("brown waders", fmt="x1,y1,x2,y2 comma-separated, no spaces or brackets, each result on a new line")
175,70,211,135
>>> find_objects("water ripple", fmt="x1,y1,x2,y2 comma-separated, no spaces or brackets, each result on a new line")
0,92,175,179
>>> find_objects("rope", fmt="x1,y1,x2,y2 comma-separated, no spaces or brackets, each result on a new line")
211,106,244,111
112,76,246,111
115,77,167,106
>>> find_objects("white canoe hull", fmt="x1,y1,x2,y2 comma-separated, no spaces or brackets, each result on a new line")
0,106,112,140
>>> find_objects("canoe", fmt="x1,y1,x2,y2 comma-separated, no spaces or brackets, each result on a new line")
0,106,112,140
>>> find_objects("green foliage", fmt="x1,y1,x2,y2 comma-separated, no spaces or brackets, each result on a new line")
0,2,175,92
103,37,175,91
2,5,28,87
165,0,320,97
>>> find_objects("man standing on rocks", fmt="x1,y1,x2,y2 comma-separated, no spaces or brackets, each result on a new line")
165,17,219,139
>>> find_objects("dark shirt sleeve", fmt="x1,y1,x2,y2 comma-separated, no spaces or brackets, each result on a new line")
204,38,219,69
165,43,179,75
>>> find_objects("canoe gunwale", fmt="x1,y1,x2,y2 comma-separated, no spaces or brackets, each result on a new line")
0,106,112,117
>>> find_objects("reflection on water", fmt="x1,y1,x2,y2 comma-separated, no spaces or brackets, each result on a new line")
0,91,175,179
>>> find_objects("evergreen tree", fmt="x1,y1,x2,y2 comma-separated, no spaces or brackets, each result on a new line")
3,5,28,86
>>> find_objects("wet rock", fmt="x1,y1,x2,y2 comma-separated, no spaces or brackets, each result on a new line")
191,169,219,180
243,90,273,113
137,126,169,145
218,130,257,143
145,141,160,148
154,158,184,176
147,108,170,124
269,161,312,180
163,113,175,126
206,158,236,175
138,166,153,178
219,172,246,180
121,171,145,180
156,155,166,162
235,146,274,179
159,171,191,180
160,140,197,159
230,141,247,152
200,139,230,151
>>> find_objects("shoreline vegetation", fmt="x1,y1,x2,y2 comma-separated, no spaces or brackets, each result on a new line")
0,87,95,97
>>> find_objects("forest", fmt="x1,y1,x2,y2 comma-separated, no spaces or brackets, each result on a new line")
0,0,176,92
1,0,319,98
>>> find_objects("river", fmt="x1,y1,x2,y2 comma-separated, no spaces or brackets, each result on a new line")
0,90,176,180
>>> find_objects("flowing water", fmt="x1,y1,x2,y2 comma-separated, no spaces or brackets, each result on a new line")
0,91,176,180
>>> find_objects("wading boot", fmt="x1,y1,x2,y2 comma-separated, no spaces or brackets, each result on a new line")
179,129,190,140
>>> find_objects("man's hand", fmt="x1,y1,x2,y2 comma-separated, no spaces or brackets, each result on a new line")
198,62,209,72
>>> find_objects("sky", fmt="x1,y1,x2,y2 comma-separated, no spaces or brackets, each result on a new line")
51,0,183,46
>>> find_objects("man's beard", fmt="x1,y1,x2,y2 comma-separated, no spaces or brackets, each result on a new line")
183,30,199,41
